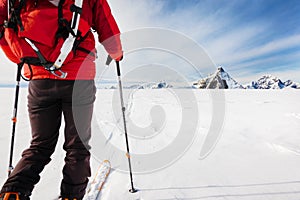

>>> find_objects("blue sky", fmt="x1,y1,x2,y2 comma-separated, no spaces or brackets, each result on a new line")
0,0,300,84
169,0,300,82
108,0,300,83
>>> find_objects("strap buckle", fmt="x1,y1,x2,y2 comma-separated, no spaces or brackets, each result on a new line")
49,65,68,79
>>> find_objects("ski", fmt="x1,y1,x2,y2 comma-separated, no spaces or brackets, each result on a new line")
83,160,111,200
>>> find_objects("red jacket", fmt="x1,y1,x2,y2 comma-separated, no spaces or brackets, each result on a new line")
0,0,122,80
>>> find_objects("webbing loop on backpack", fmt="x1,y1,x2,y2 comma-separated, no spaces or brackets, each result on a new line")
24,38,67,79
70,4,82,28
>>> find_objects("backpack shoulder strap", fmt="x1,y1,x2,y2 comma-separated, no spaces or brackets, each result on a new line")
56,0,74,39
53,0,83,70
6,0,26,32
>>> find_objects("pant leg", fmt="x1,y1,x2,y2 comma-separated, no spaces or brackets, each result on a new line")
59,80,96,199
1,80,62,196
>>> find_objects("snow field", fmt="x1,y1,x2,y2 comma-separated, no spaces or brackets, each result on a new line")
0,88,300,199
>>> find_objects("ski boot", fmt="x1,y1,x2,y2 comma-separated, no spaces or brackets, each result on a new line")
58,196,79,200
0,192,30,200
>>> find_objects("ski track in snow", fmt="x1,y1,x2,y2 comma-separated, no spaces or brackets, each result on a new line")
0,89,300,200
268,143,300,156
285,113,300,120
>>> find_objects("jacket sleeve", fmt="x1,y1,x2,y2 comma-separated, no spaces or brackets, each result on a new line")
0,0,7,43
0,2,20,63
92,0,122,60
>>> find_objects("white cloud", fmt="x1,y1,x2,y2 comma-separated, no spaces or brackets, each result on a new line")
205,25,267,64
227,34,300,65
108,0,164,31
231,49,300,70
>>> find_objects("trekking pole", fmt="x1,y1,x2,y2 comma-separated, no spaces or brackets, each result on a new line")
106,56,137,193
8,63,22,176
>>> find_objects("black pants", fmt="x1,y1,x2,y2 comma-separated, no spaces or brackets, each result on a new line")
1,79,96,199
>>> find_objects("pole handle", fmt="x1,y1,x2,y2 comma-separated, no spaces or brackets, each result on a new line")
116,61,121,77
105,55,120,76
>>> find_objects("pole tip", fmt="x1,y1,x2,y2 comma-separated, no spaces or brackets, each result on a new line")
129,188,138,193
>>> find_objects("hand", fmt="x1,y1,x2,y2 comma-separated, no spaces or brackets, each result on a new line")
110,50,123,62
106,53,123,66
115,55,123,61
114,51,123,62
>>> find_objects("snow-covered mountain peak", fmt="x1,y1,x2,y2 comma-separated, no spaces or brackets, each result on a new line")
217,67,225,73
246,75,300,89
194,67,244,89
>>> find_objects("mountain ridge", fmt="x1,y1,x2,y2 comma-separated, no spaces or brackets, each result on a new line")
193,67,300,89
245,74,300,89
